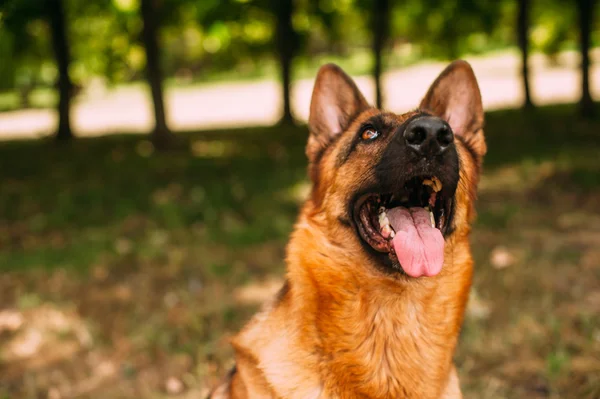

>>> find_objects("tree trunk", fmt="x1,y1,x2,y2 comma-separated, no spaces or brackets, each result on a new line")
372,0,390,109
141,0,172,148
577,0,596,118
518,0,534,109
47,0,73,141
19,83,33,109
274,0,296,125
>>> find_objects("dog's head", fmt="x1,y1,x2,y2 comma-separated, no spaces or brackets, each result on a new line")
305,61,485,278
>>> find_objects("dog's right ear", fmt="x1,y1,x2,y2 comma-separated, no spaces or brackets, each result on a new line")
419,60,486,157
307,64,369,162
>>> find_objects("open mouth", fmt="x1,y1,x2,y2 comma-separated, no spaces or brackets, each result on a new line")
354,176,453,277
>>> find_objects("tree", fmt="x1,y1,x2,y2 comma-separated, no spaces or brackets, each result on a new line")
273,0,297,125
140,0,172,148
576,0,596,118
47,0,74,141
196,0,305,125
372,0,390,109
518,0,534,110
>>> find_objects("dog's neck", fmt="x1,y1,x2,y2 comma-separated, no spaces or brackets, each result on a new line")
284,209,473,399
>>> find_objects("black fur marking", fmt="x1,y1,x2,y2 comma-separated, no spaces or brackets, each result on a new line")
310,131,341,170
337,216,352,227
227,365,237,378
274,280,290,305
206,366,237,399
454,133,482,175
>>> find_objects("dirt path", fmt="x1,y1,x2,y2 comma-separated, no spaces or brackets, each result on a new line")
0,50,599,140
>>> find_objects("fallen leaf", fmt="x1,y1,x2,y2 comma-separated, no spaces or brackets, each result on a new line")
165,377,184,395
490,246,515,269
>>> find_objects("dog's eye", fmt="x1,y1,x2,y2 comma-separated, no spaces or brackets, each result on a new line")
361,128,379,141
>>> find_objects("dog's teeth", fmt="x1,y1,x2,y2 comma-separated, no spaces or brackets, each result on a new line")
381,224,394,237
381,224,395,238
423,176,442,192
378,207,396,238
424,206,434,227
378,208,390,227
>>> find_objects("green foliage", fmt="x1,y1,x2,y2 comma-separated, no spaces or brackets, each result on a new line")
390,0,505,59
0,0,53,91
531,0,577,58
0,0,594,96
67,0,144,84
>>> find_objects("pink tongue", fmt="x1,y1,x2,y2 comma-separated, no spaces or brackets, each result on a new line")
387,207,445,278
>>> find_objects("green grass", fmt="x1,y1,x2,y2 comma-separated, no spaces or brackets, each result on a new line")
0,104,599,398
0,126,307,272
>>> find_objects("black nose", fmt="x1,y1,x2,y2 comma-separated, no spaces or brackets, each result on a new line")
403,116,454,158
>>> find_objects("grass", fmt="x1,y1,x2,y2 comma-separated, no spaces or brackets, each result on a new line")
0,126,307,272
0,104,599,398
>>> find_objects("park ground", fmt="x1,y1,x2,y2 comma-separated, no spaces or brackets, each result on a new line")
0,102,599,398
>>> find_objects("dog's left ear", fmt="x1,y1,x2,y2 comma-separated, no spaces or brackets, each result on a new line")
307,64,369,162
420,60,486,157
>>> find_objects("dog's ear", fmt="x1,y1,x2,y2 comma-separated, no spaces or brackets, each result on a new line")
420,60,486,157
307,64,369,162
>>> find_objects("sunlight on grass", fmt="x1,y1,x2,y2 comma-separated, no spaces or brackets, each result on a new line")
283,180,311,203
190,140,238,158
233,277,284,305
479,161,556,193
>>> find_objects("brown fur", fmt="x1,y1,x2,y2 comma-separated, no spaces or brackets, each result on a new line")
210,60,485,399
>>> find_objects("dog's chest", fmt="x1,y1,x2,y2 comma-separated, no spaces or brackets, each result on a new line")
318,297,456,399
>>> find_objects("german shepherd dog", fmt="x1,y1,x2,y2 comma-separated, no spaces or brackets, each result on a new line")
210,60,485,399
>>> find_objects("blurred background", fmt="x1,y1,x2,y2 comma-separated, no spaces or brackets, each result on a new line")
0,0,599,398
